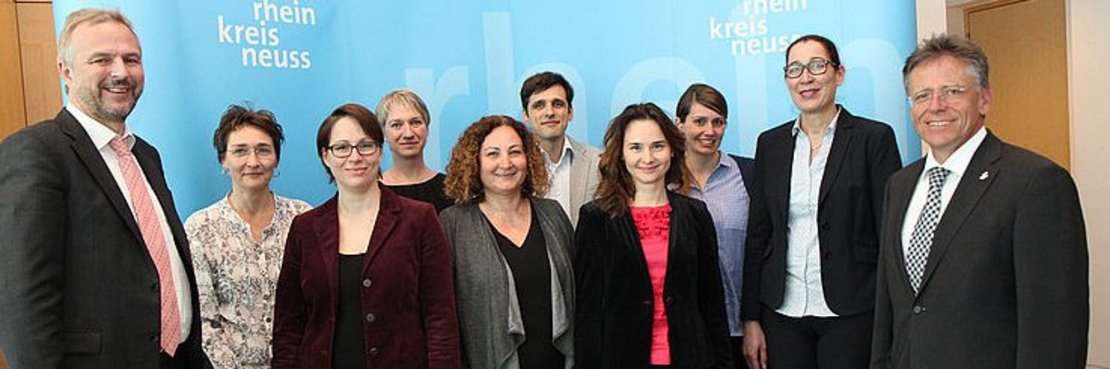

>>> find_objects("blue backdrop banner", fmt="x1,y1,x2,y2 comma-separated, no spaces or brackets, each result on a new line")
54,0,920,216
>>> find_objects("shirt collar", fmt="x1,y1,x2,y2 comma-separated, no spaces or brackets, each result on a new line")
545,135,576,166
716,151,734,169
790,107,842,137
66,103,135,151
923,126,987,178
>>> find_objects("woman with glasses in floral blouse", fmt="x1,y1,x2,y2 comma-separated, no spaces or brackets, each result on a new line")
271,103,459,369
185,104,313,368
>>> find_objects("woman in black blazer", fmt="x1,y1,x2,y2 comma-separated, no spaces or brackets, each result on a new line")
575,102,732,369
740,35,902,369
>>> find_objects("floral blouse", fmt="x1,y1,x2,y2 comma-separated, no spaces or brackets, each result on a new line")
185,194,312,368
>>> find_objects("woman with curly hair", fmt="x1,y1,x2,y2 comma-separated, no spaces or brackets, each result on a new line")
441,115,575,369
575,103,732,369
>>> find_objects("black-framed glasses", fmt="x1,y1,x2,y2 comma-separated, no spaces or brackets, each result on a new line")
328,141,380,158
784,58,836,79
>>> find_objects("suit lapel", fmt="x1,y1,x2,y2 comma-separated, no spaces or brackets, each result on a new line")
314,197,341,304
58,110,144,244
132,139,189,255
888,161,925,296
918,134,1002,293
768,126,795,256
365,189,400,270
617,209,654,294
567,138,587,212
818,111,854,206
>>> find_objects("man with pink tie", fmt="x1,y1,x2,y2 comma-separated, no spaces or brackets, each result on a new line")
0,8,210,369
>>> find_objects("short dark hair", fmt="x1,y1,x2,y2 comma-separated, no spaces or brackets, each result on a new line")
675,83,728,122
594,103,691,216
903,34,990,90
520,71,574,111
785,34,842,67
315,103,383,182
443,115,549,203
213,104,285,163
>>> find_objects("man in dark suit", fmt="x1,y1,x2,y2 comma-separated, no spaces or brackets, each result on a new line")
0,8,209,369
871,34,1088,369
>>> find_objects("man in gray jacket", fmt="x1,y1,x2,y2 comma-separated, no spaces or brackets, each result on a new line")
520,71,602,226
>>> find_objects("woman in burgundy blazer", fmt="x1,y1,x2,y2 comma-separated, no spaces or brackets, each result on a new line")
271,103,460,369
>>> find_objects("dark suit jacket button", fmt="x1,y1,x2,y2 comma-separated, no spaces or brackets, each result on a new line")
821,222,830,230
363,278,372,288
366,313,376,323
913,305,925,314
150,282,158,291
149,333,158,342
665,296,674,305
368,347,380,357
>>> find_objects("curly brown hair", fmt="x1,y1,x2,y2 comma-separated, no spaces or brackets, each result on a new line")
444,115,549,203
595,103,691,216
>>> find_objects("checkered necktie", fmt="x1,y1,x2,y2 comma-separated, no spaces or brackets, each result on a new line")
109,137,181,355
906,167,951,293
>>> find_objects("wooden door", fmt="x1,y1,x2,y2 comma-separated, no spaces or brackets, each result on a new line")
966,0,1070,169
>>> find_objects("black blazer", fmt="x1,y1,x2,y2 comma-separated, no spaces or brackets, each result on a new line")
0,109,209,368
575,192,732,369
742,107,901,320
726,154,756,194
871,132,1088,369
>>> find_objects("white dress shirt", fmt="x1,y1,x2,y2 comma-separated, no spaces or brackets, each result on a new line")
901,127,988,259
68,104,193,345
779,111,840,318
543,136,575,218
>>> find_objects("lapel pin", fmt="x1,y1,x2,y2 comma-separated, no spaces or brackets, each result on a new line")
979,171,989,180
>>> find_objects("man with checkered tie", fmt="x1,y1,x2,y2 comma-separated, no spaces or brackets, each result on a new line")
870,34,1088,369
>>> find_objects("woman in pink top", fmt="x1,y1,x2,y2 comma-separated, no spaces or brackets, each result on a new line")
575,103,733,369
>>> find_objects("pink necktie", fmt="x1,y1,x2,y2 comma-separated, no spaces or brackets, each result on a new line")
109,137,181,356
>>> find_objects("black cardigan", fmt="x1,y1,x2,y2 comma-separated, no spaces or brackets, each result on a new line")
574,191,732,369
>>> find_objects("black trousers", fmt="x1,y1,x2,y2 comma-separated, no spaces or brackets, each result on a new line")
731,336,751,369
762,308,873,369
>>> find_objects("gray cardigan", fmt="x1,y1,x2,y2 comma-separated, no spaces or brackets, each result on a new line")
440,198,575,369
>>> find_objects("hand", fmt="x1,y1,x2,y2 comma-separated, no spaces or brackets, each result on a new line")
743,321,768,369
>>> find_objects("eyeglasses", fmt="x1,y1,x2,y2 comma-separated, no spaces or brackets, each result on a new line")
784,58,836,79
908,85,970,106
226,145,275,159
328,141,380,158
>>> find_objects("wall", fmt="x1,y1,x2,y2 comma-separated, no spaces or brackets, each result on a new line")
968,0,1071,169
0,0,59,142
1,0,27,139
1067,0,1110,367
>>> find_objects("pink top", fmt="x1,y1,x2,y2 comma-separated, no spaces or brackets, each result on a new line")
630,204,672,365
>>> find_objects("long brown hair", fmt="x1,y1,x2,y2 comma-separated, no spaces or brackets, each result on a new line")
594,103,691,216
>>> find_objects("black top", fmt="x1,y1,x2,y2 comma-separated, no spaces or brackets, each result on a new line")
381,172,453,212
486,208,564,369
333,253,367,369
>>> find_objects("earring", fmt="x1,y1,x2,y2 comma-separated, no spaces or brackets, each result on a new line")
273,170,281,178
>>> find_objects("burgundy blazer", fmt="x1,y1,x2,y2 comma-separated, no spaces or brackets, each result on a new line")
271,188,460,369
